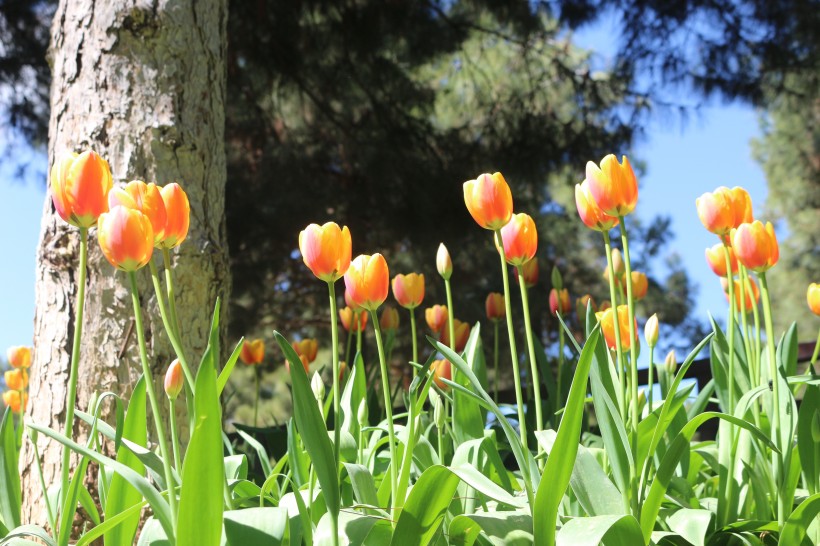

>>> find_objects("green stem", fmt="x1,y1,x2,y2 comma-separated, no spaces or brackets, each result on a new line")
602,232,627,423
557,326,565,408
493,320,500,404
737,267,753,371
444,279,455,352
410,309,418,371
518,271,543,441
253,367,260,427
60,227,87,511
168,397,182,472
371,310,399,517
31,430,57,533
494,230,528,451
722,242,737,413
811,327,820,366
128,271,178,537
162,249,182,340
148,261,194,392
647,346,654,413
356,312,363,355
327,282,342,484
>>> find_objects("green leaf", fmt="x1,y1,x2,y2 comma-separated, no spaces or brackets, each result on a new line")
2,524,58,546
136,518,170,546
222,507,288,545
449,512,533,546
235,429,273,478
342,463,382,515
666,508,713,546
77,500,148,546
452,324,487,444
217,337,245,396
340,351,367,441
390,465,461,546
779,492,820,546
797,384,819,495
315,510,393,546
556,514,643,546
0,408,21,531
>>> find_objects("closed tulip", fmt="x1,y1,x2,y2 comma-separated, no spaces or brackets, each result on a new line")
392,273,425,309
729,187,754,227
430,359,452,390
500,213,538,266
109,180,168,245
731,221,779,272
50,150,113,228
240,338,265,365
705,243,738,277
436,243,453,280
808,283,820,316
644,314,659,348
339,306,368,332
299,222,352,282
425,304,448,334
585,154,638,216
515,258,539,288
575,180,619,231
7,346,32,369
2,390,27,413
292,339,319,364
696,186,752,236
158,183,191,249
97,206,155,271
549,288,571,316
344,254,390,312
441,319,470,352
629,271,648,300
379,306,400,331
485,292,505,321
164,359,184,399
595,305,638,350
463,172,513,230
721,277,760,313
5,369,28,391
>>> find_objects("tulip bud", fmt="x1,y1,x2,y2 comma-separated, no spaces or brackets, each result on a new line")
392,273,425,309
808,283,820,316
425,305,448,334
664,350,677,375
551,266,563,291
164,359,184,399
379,306,400,331
431,390,445,429
437,243,453,280
611,248,625,277
292,339,318,365
441,319,470,353
6,346,32,369
158,183,191,249
576,294,596,324
595,305,638,350
240,339,265,365
2,390,27,413
630,271,648,300
311,373,326,403
515,258,539,288
299,222,352,282
549,289,571,316
339,306,368,333
485,292,505,322
357,399,368,429
499,213,538,266
463,172,513,230
430,359,452,390
705,244,738,277
644,314,659,348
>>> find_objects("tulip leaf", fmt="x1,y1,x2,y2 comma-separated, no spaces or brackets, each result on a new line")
390,465,462,546
0,408,21,532
217,336,245,396
556,514,643,546
779,492,820,546
222,507,289,545
452,323,486,444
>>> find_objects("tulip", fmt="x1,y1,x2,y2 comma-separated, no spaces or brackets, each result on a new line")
729,187,754,227
108,180,167,245
164,359,184,399
5,369,28,391
549,288,571,316
629,271,648,300
2,390,27,413
50,150,113,228
240,338,265,365
696,186,752,236
97,206,155,271
298,222,352,282
344,254,390,312
499,213,538,266
705,244,738,277
292,339,319,364
392,273,425,309
379,306,400,331
440,319,470,352
311,373,326,403
664,350,678,375
644,314,659,348
721,277,760,313
430,359,452,390
7,346,32,369
515,258,539,287
436,244,453,280
575,180,619,231
585,154,638,216
599,300,612,312
463,172,513,230
595,305,638,350
576,294,597,323
339,306,368,332
731,221,779,273
485,292,505,321
158,183,191,249
425,305,448,334
809,283,820,316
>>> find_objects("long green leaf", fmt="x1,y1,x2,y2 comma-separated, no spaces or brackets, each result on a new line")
222,507,288,545
390,465,462,546
0,409,21,531
449,512,533,546
797,384,819,495
779,492,820,545
217,337,245,396
452,324,487,444
556,514,643,546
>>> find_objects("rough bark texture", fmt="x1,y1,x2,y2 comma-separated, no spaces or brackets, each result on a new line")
21,0,229,529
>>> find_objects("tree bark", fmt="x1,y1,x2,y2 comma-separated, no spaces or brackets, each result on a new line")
21,0,229,530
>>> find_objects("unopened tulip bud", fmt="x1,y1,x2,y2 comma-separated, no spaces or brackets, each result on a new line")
430,359,452,390
425,305,448,334
311,373,325,403
2,390,27,413
441,319,470,352
611,248,625,277
437,243,453,280
357,399,368,429
576,294,596,323
485,292,505,321
240,339,265,365
158,183,191,249
551,266,563,291
392,273,425,309
549,288,571,316
164,359,184,399
630,271,648,300
664,350,677,375
292,339,318,365
644,314,659,348
431,390,445,429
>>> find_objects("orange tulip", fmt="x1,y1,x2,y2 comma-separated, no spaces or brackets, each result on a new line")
7,346,32,369
339,306,368,333
240,338,265,365
485,292,505,321
392,273,425,309
430,359,452,390
731,221,779,273
576,294,597,322
2,390,27,413
436,243,453,280
158,183,191,249
728,187,753,227
549,288,571,316
292,339,318,364
705,244,738,277
585,154,638,216
575,180,619,231
696,186,753,236
425,305,448,334
164,359,184,399
500,213,538,266
721,277,760,313
441,319,470,352
595,305,638,350
5,369,28,391
629,271,648,300
515,258,539,288
379,306,400,331
344,254,389,312
108,180,168,245
808,283,820,316
50,150,113,228
97,206,155,271
463,172,513,230
299,222,352,282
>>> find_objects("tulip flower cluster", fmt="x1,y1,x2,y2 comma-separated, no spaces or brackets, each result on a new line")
3,346,32,413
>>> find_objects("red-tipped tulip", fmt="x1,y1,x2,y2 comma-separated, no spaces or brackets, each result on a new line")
50,150,113,228
344,254,390,312
97,206,155,271
299,222,352,282
575,180,619,231
158,183,190,249
379,306,400,331
463,172,513,230
696,186,753,236
339,306,368,333
430,359,452,390
392,273,425,309
436,243,453,280
425,305,448,334
240,339,265,365
808,283,820,316
109,180,167,245
164,359,184,399
485,292,505,321
7,346,31,369
500,213,538,266
441,319,470,352
585,154,638,216
595,305,638,350
731,221,779,273
705,244,738,277
549,288,571,316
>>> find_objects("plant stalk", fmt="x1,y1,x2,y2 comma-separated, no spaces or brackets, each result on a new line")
371,310,399,517
518,269,543,438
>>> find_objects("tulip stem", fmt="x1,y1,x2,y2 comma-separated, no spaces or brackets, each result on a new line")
162,249,182,342
149,261,195,392
327,281,342,483
128,271,178,537
601,231,627,423
494,230,528,451
722,242,737,413
647,346,654,413
344,319,354,374
168,396,182,472
356,312,363,355
811,327,820,366
493,320,500,404
518,271,543,441
557,323,565,410
371,310,399,517
409,309,419,373
60,227,87,514
253,367,260,427
737,267,753,375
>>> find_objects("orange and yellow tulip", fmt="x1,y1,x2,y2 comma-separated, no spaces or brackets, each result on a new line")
436,243,453,280
292,339,318,364
299,222,352,282
629,271,648,300
339,306,368,333
575,180,619,231
50,150,113,228
108,180,167,245
164,359,184,399
5,369,28,391
585,154,638,216
515,258,539,288
808,283,820,316
696,186,753,236
158,183,191,249
596,305,638,350
344,254,390,312
441,319,470,352
721,277,760,313
549,288,571,316
392,273,425,309
379,306,400,331
425,305,448,334
705,244,738,277
97,206,155,271
430,359,452,390
500,213,538,266
7,346,31,369
463,172,513,230
731,221,779,273
2,390,27,413
240,338,265,365
485,292,505,321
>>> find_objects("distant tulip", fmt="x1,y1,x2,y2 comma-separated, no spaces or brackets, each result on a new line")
721,277,760,313
339,306,368,333
500,213,538,266
299,222,352,282
436,243,453,280
585,154,638,216
696,186,752,236
430,359,452,390
575,180,619,231
515,258,539,288
240,338,265,365
463,172,513,230
50,150,113,228
644,314,659,348
97,206,155,271
292,339,319,364
380,306,400,331
629,271,648,300
576,294,597,323
344,254,390,311
164,359,184,399
595,305,638,350
705,244,738,277
441,319,470,352
731,221,779,273
392,273,425,309
158,183,191,249
108,180,167,245
549,288,571,316
5,369,28,391
485,292,505,321
425,305,448,334
2,390,27,413
808,283,820,316
7,346,31,369
599,300,612,312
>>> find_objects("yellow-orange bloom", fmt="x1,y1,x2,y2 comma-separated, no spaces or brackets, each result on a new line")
500,213,538,266
240,338,265,365
629,271,648,300
2,390,27,413
425,305,448,334
599,300,612,312
392,273,425,309
343,254,389,312
808,283,820,316
549,288,571,316
430,359,452,390
441,319,470,352
97,206,155,271
515,258,539,288
50,150,113,228
696,186,753,236
585,154,638,217
299,222,352,282
379,306,400,331
339,306,368,333
575,180,619,231
485,292,505,321
705,244,738,277
463,172,513,230
721,277,760,313
158,183,191,249
728,187,753,227
5,369,28,391
292,339,318,364
595,305,638,350
7,346,32,369
109,180,168,245
731,221,779,273
164,359,184,399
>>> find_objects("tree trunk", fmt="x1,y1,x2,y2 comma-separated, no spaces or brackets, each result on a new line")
21,0,230,530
